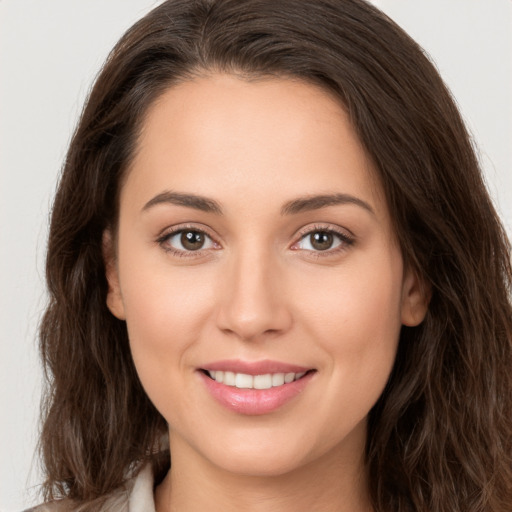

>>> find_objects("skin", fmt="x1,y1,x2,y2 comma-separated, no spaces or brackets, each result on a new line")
104,74,429,512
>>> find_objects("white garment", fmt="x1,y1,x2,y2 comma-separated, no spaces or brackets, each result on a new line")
24,465,156,512
127,464,156,512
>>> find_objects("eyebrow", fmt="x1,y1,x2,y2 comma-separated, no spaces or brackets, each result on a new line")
142,190,374,217
142,191,223,214
281,193,375,216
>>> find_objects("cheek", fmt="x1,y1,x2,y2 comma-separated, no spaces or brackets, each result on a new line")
294,252,403,394
117,250,218,399
119,236,217,331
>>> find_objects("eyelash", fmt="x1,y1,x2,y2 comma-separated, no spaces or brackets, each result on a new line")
292,224,355,258
156,224,219,258
156,224,355,258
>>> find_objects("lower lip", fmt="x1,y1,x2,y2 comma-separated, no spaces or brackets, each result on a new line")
199,371,315,415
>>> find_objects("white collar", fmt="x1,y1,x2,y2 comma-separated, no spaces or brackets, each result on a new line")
128,464,156,512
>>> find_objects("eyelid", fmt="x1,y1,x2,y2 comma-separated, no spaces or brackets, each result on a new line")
291,223,355,253
156,223,221,256
155,222,354,258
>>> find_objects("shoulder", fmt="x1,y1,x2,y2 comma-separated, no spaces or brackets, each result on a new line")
23,464,156,512
22,502,71,512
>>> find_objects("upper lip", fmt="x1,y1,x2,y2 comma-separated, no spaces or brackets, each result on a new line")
200,359,313,375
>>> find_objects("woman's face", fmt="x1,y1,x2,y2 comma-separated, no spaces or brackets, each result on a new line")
106,74,427,478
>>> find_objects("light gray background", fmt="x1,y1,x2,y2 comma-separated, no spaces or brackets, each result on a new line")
1,1,511,510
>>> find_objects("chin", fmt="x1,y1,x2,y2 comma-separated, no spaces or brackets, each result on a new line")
213,449,310,478
194,428,331,479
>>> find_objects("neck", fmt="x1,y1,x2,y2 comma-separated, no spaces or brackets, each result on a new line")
155,432,372,512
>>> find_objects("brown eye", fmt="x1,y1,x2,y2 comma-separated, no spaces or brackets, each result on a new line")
160,228,216,254
294,228,352,253
180,230,205,250
310,231,334,251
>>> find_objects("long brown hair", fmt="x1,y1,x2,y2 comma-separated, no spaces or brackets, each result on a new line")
39,1,512,510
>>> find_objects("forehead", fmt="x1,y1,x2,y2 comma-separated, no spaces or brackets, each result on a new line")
124,73,385,216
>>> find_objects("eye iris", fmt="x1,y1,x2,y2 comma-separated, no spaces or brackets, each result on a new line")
181,231,205,250
311,231,333,251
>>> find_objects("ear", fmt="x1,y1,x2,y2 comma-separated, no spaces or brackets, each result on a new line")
400,266,430,327
102,230,126,320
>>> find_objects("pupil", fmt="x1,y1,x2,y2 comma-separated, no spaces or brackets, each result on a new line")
181,231,204,250
311,231,333,251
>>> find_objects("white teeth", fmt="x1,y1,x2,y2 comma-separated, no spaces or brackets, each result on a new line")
284,372,295,384
235,373,253,389
224,371,236,386
271,373,285,387
207,370,308,389
253,374,272,389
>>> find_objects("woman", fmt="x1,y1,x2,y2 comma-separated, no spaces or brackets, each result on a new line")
34,0,512,511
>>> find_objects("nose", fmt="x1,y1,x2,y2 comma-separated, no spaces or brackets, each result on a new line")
215,247,293,342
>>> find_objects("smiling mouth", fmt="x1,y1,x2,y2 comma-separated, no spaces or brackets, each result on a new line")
201,369,315,390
